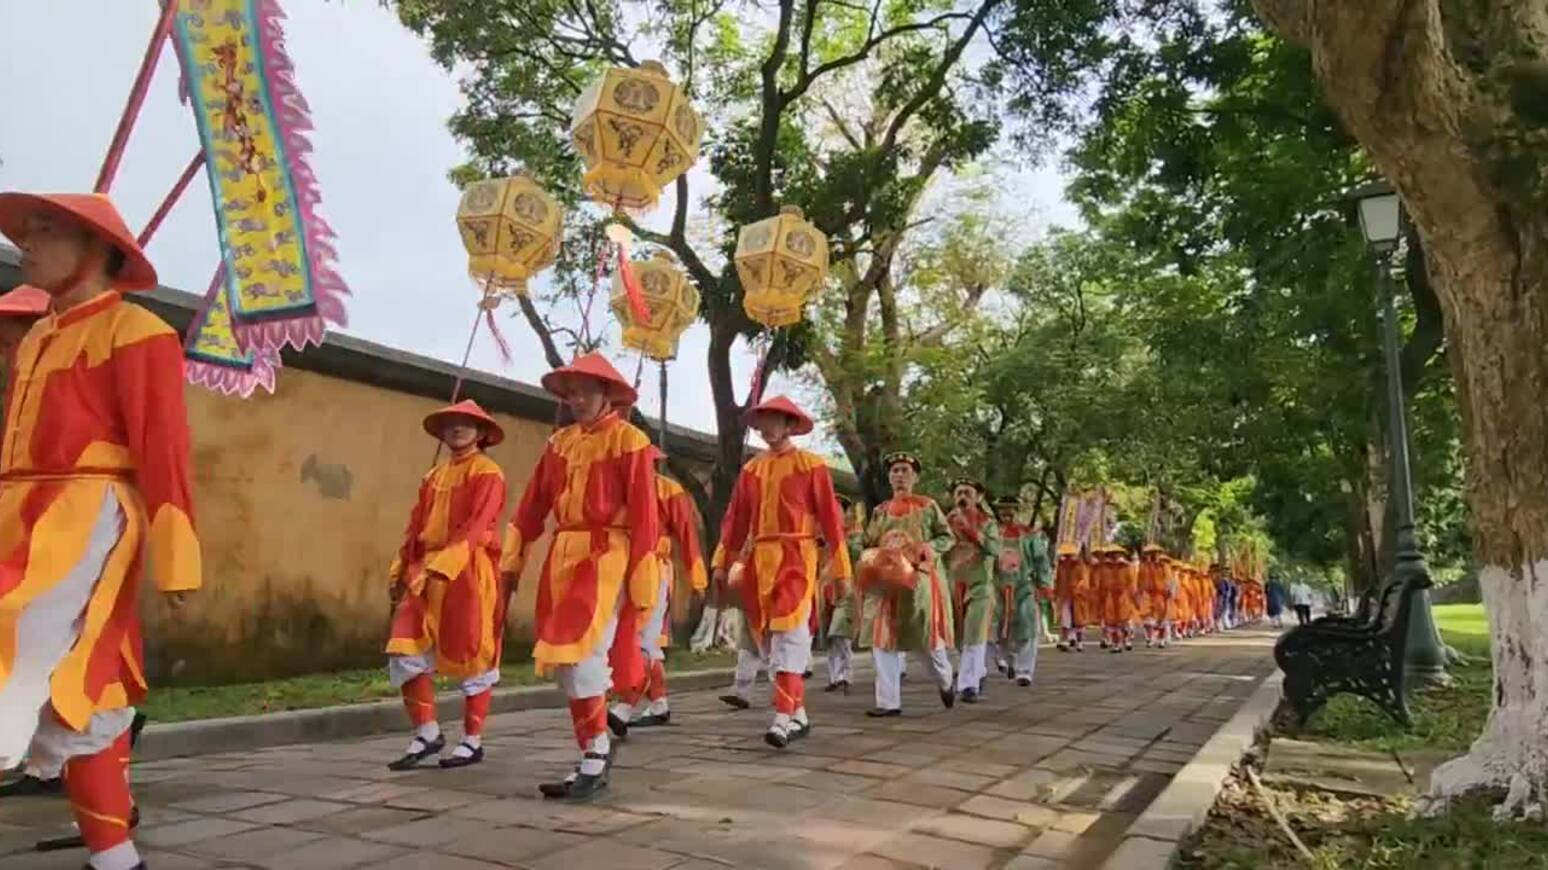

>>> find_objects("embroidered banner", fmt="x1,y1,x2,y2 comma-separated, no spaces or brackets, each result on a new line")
172,0,347,396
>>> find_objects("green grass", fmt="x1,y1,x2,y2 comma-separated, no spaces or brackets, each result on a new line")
1300,604,1491,755
139,649,737,723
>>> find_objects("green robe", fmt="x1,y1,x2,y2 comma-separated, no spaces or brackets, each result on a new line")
994,522,1039,645
946,508,1001,647
826,531,865,642
862,494,955,652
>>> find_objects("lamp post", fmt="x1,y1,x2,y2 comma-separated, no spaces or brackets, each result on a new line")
1351,179,1448,684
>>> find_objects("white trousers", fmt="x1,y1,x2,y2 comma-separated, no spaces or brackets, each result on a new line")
1009,639,1037,680
872,646,953,711
0,490,124,769
641,572,672,662
388,655,500,696
956,643,988,693
729,620,812,699
22,706,136,780
557,597,623,700
731,648,767,701
827,637,853,684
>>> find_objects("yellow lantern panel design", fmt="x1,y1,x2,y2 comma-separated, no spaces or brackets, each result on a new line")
572,60,703,211
611,250,701,361
456,175,563,296
735,204,830,328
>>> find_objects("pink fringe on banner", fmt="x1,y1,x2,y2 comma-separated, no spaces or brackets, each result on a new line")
184,267,280,398
229,0,349,355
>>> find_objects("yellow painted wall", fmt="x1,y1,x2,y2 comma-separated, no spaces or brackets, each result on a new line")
144,367,705,685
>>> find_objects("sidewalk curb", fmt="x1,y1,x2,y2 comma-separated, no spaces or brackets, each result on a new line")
136,666,736,762
1099,669,1284,870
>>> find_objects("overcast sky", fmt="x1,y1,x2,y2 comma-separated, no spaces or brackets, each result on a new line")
0,0,1078,441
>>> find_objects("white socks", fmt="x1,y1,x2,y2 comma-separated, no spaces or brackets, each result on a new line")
579,734,611,775
406,721,441,753
90,841,141,870
451,735,481,758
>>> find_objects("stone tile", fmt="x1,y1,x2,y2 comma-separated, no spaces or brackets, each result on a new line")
171,790,287,813
361,815,497,847
955,794,1031,821
787,770,882,794
525,838,684,870
138,817,260,848
1002,855,1061,870
183,825,327,860
295,805,429,836
255,834,405,869
866,779,970,811
137,855,223,870
1050,809,1100,834
832,759,917,780
1013,805,1061,829
870,832,1001,870
372,851,506,869
911,812,1033,849
899,766,996,792
1102,834,1180,870
985,768,1063,802
378,787,485,811
230,798,354,825
1023,829,1080,861
839,856,917,870
444,826,586,864
823,796,944,832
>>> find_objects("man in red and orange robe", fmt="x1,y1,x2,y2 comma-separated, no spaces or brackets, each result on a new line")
503,353,658,800
385,400,507,771
611,456,707,728
712,396,852,748
0,191,202,870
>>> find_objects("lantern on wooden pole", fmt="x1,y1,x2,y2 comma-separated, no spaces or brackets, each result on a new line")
610,249,700,455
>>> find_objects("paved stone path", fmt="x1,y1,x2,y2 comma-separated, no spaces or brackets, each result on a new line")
1,628,1277,870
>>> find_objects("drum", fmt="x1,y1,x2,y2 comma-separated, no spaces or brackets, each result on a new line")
858,546,916,592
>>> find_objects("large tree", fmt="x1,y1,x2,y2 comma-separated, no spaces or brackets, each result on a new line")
1249,0,1548,814
395,0,1130,544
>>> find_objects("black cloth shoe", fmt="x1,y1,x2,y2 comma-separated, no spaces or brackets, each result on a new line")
789,719,811,740
823,680,849,694
438,743,484,768
0,774,62,798
719,694,751,710
542,751,612,801
764,726,789,749
939,687,956,709
960,688,979,704
631,710,672,727
387,734,445,771
865,707,902,718
1016,676,1032,688
607,710,630,740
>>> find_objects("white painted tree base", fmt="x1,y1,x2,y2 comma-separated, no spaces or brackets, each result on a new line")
1420,562,1548,821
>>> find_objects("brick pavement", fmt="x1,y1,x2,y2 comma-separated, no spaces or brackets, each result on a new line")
0,628,1277,870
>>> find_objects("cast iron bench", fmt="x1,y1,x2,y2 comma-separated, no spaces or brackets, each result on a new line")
1272,569,1429,730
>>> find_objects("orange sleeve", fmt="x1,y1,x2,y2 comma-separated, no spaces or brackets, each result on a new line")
622,444,661,610
113,331,201,593
810,464,852,583
715,467,753,569
425,467,506,582
504,445,558,574
667,490,708,592
390,475,432,584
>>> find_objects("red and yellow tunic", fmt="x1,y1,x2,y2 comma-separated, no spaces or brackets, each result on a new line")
1138,551,1169,623
385,450,506,679
653,473,707,648
712,446,851,642
503,412,658,674
0,292,200,731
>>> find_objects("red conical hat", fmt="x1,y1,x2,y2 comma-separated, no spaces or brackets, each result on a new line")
423,399,505,447
0,192,157,291
744,394,814,436
540,352,638,406
0,285,51,318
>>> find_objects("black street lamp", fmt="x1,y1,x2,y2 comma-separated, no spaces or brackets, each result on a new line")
1351,178,1448,684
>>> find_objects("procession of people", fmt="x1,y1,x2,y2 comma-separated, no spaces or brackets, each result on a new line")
0,188,1267,867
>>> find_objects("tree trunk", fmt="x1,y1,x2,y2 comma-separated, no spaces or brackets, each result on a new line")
1253,0,1548,815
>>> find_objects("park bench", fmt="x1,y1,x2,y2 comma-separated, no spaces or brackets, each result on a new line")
1313,579,1400,630
1271,568,1430,730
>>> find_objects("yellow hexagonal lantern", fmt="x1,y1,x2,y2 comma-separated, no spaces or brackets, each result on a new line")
610,250,700,361
456,175,563,297
571,60,703,212
734,204,830,328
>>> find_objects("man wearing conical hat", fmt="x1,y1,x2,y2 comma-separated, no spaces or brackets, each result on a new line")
822,494,865,694
945,478,1001,702
861,451,957,715
712,396,852,748
0,284,49,358
384,400,508,771
611,450,708,729
503,352,659,800
0,191,202,870
991,495,1040,686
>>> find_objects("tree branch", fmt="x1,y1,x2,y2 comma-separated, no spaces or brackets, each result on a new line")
785,8,972,104
515,294,568,369
754,0,798,215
